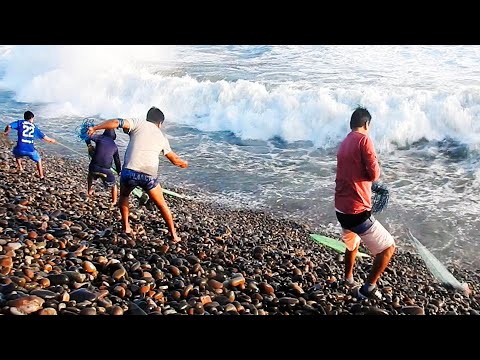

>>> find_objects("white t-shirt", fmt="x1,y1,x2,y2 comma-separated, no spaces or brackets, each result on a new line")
123,117,172,177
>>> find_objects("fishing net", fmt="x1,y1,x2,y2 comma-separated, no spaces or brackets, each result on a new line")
76,118,96,142
371,181,389,214
407,229,470,296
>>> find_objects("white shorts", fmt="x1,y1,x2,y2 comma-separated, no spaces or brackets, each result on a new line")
341,220,395,256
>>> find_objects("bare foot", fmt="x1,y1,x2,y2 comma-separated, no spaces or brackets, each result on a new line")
88,189,95,197
120,229,136,240
171,234,182,243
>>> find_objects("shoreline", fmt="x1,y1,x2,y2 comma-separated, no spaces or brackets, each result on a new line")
0,143,479,315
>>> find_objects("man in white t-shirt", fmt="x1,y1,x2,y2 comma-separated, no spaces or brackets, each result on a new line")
87,107,188,242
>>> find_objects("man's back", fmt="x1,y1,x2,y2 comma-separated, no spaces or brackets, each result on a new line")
11,120,44,153
123,117,171,176
335,131,380,214
90,135,119,169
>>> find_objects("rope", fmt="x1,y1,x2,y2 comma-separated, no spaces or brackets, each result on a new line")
56,141,86,157
2,118,186,200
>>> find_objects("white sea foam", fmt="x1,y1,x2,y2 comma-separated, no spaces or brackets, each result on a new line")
1,45,480,151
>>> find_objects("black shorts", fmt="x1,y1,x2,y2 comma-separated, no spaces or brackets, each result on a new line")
89,163,115,188
336,210,372,230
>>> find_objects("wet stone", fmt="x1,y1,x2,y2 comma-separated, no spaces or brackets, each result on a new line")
127,302,147,315
364,307,390,315
110,305,124,315
279,297,299,306
38,308,57,315
80,307,97,315
401,306,425,315
63,271,86,283
208,279,223,290
30,289,57,300
7,295,45,315
70,288,97,302
97,297,113,308
47,274,70,286
259,282,275,295
5,242,22,251
0,256,13,268
230,276,245,288
113,268,126,281
186,255,200,264
225,303,237,312
82,261,96,273
0,282,17,294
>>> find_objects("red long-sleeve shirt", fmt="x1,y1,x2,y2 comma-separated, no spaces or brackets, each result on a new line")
335,131,381,214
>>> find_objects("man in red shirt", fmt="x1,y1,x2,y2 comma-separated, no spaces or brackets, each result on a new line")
335,107,395,299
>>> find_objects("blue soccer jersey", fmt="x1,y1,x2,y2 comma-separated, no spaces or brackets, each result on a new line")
10,120,45,152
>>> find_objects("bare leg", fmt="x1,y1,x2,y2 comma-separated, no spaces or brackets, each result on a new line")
366,244,395,286
147,185,180,242
87,174,94,196
345,242,360,280
119,184,133,234
111,184,118,205
36,160,44,179
15,158,23,173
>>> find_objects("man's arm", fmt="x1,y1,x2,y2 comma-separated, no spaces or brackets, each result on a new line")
86,118,131,136
361,136,381,182
4,121,17,136
43,135,57,144
165,151,188,169
113,150,122,174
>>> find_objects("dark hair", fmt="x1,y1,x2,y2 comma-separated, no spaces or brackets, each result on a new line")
350,107,371,129
24,111,34,120
103,129,117,140
146,106,165,125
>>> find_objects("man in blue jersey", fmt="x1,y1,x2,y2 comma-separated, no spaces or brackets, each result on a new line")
3,111,56,179
85,128,122,206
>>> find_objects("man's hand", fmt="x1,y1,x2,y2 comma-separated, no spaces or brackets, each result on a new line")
44,136,56,144
178,159,188,169
87,144,95,157
86,126,96,136
165,151,189,169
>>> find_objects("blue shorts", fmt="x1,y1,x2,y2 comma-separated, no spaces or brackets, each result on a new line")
120,168,159,193
12,147,41,162
89,163,116,188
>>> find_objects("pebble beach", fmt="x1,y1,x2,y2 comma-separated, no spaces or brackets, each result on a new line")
1,139,479,316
